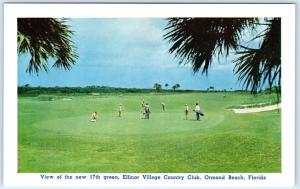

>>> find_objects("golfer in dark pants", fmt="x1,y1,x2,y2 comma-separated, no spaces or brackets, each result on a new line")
144,104,150,119
194,103,201,120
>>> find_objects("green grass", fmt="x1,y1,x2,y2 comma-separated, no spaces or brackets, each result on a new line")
18,92,281,173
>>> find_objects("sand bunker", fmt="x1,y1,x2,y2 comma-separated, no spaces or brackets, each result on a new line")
90,93,100,96
232,104,281,114
61,98,72,101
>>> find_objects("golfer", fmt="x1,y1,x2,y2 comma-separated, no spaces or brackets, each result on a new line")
184,104,189,120
90,112,98,122
161,102,166,111
118,104,122,117
194,103,201,120
144,103,151,119
140,99,146,118
141,99,145,107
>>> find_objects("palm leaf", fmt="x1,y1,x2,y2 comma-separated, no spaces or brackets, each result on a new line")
164,18,257,74
234,18,281,94
17,18,78,74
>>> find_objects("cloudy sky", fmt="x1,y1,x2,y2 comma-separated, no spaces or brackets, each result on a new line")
18,18,248,90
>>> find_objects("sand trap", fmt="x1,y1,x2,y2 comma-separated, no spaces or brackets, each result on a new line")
62,98,72,101
232,104,281,114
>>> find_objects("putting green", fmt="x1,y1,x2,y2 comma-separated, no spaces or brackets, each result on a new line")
32,113,225,136
18,92,281,173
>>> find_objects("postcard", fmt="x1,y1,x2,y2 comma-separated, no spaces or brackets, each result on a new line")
3,3,295,187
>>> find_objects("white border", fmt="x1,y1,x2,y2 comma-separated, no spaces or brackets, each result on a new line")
3,3,295,187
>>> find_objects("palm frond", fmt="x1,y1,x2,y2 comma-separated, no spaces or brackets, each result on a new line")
17,18,78,74
234,18,281,94
164,18,257,74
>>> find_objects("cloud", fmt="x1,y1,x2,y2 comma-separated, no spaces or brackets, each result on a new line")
70,18,178,69
18,18,241,90
71,18,165,47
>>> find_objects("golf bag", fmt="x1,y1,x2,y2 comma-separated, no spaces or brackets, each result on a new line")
199,111,205,116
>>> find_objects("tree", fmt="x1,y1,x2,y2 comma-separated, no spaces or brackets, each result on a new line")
172,83,180,91
18,18,78,74
172,85,176,91
164,18,281,94
208,86,214,91
153,83,162,92
165,83,169,89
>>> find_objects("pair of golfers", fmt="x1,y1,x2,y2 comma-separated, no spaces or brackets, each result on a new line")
185,103,204,120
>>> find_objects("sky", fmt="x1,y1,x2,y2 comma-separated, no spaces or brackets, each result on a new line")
18,18,256,90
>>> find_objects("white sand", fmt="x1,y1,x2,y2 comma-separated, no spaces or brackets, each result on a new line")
61,98,72,101
232,104,281,114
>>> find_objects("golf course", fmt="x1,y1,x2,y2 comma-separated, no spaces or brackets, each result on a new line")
17,17,282,174
18,92,281,173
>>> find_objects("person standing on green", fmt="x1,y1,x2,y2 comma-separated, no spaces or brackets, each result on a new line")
161,102,166,111
194,103,201,120
118,104,122,117
144,103,150,119
184,104,189,120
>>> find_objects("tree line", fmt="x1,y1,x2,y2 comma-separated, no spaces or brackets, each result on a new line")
18,84,279,96
18,85,187,95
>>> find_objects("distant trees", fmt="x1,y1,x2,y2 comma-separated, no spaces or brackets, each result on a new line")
153,83,181,92
18,18,78,74
165,83,169,89
153,83,162,92
18,86,156,95
207,86,215,91
172,83,180,91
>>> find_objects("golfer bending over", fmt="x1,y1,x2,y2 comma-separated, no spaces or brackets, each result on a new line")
90,112,98,122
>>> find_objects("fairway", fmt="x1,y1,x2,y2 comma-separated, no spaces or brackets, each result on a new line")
18,92,281,173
